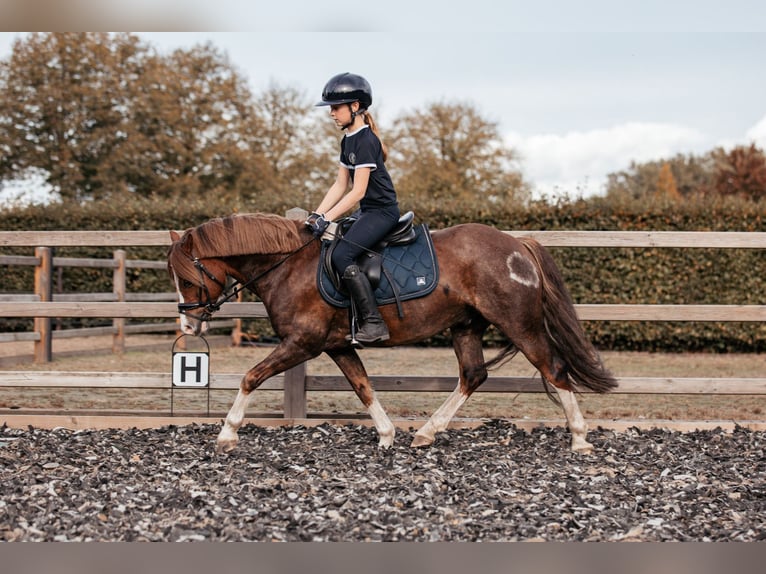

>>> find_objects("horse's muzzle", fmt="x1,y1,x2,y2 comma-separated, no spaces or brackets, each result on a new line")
178,311,210,336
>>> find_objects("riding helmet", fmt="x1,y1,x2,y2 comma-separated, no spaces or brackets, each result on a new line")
316,73,373,110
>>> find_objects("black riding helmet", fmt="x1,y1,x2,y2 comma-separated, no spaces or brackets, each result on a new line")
316,72,373,110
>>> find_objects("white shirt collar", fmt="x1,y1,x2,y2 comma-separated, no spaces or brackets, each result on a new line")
345,124,369,137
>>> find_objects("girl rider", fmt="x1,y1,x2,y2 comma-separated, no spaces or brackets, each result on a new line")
307,73,400,344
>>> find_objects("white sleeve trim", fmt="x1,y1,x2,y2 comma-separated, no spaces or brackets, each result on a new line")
339,161,377,171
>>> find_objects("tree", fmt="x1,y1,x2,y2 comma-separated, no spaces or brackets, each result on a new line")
123,42,256,199
711,143,766,201
655,162,681,201
240,82,335,208
0,33,258,202
386,101,529,205
0,33,148,201
605,153,715,201
1,35,535,209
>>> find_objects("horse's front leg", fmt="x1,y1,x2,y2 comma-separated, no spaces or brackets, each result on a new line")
217,341,314,454
326,348,395,448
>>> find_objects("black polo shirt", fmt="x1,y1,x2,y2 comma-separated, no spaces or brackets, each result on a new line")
339,125,398,210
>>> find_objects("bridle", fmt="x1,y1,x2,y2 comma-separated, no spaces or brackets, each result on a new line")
176,256,230,321
175,236,315,321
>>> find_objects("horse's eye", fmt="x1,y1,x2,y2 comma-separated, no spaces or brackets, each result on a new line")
181,280,194,289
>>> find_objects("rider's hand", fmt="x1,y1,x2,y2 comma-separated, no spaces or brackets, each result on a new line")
305,212,330,237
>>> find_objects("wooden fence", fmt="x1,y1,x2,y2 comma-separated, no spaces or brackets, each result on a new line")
0,248,241,362
1,226,765,430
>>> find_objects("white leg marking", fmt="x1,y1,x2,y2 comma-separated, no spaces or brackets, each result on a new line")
554,387,593,453
216,388,251,451
413,381,468,446
367,395,395,448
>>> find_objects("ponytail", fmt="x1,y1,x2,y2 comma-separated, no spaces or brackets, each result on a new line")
362,111,388,162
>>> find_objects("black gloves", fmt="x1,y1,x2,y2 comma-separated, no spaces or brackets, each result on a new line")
305,212,330,237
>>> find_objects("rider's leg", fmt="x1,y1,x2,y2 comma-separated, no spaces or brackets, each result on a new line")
331,207,398,345
342,264,389,343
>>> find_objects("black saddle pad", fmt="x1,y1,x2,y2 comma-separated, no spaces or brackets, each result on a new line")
318,223,439,308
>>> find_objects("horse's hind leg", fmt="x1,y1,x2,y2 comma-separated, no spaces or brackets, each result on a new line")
512,332,593,454
412,324,487,448
327,348,396,448
553,386,593,454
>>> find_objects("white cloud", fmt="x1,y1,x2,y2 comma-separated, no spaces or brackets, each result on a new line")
506,122,709,199
745,114,766,149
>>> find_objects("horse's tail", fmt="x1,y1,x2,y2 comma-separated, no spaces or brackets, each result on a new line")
519,237,618,394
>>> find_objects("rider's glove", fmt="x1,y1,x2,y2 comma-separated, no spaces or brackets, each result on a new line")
305,212,329,237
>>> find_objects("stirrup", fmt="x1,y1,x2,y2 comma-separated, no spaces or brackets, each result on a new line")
345,332,389,347
346,319,389,346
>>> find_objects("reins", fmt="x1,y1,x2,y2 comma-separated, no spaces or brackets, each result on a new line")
176,236,315,319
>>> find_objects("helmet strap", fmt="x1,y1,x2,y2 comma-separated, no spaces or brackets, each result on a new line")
341,103,365,131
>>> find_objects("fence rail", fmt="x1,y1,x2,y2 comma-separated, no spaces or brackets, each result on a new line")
2,229,766,248
2,371,764,394
1,226,764,427
0,246,242,360
1,301,765,322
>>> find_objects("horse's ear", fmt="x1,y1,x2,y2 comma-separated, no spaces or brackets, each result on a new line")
170,230,181,242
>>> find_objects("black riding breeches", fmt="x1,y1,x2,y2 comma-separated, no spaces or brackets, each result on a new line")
331,205,400,273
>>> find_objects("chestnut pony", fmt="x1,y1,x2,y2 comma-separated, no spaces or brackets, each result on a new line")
167,213,617,454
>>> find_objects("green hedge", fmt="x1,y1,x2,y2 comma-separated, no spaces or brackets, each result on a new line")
1,194,764,351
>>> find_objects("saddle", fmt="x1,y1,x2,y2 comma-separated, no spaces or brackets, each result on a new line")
318,211,439,315
322,211,417,290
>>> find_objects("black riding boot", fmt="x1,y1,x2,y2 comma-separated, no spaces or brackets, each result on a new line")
342,265,390,344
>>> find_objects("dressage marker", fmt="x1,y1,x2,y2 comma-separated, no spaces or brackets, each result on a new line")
171,334,210,415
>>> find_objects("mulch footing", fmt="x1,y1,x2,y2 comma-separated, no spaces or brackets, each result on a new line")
1,420,764,541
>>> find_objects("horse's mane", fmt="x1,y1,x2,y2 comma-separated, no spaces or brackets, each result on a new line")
184,212,304,258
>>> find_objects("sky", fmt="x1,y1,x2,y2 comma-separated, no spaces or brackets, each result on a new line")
1,2,766,203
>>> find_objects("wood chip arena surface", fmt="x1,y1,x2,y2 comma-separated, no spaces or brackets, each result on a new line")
1,421,764,542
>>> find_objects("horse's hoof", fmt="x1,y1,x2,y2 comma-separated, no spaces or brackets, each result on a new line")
571,440,594,455
378,435,395,449
215,438,238,454
410,433,433,448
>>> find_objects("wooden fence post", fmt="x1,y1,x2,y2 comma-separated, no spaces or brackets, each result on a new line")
112,249,126,354
283,362,307,419
285,207,309,221
33,246,52,363
282,207,310,419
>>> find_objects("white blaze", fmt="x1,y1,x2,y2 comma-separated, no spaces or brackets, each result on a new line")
174,271,209,335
